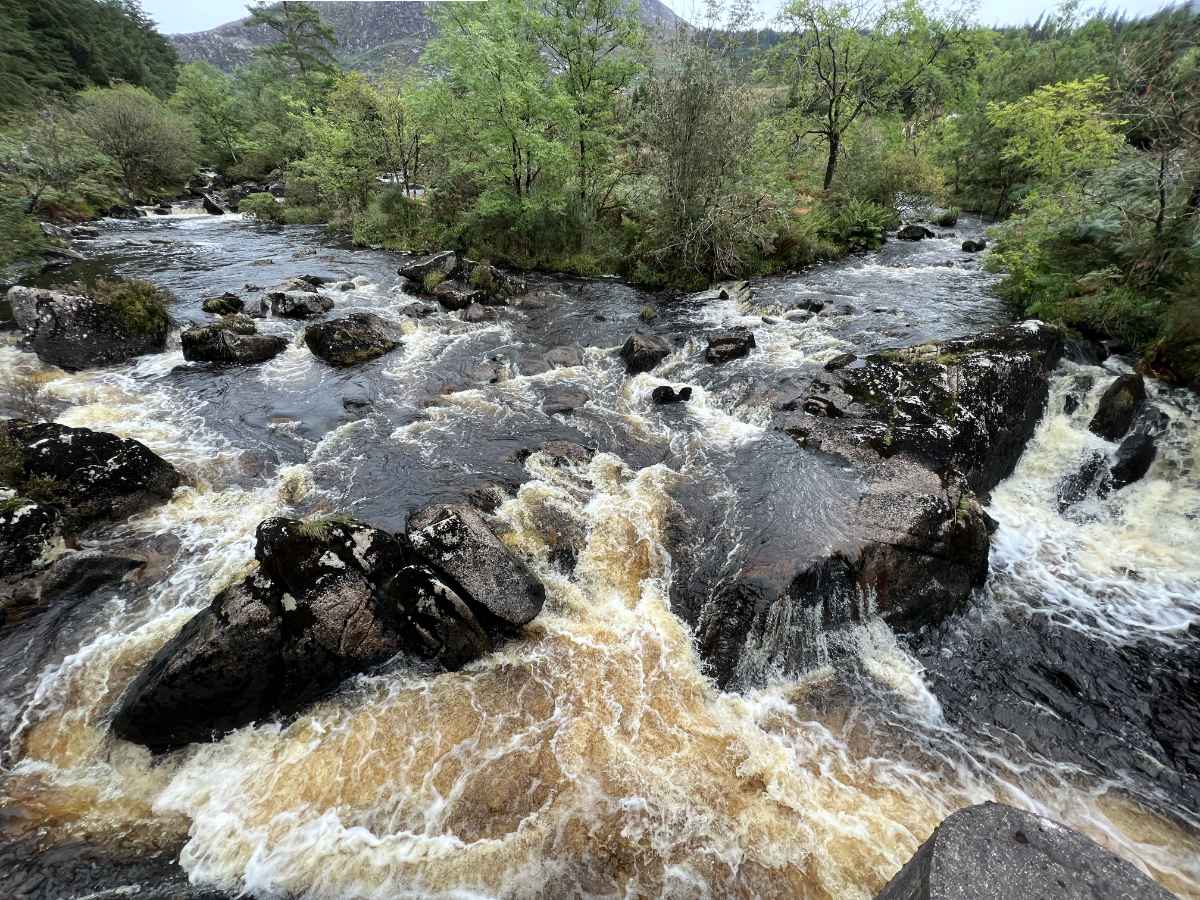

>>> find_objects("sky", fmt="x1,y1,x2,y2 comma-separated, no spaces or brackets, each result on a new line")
140,0,1177,35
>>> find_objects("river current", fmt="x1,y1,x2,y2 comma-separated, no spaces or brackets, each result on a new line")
1,210,1197,898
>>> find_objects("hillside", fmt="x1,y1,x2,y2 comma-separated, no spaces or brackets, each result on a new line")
171,0,690,72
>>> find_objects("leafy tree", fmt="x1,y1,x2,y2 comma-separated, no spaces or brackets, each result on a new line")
76,85,200,200
247,1,338,80
777,0,960,190
0,108,102,212
172,63,248,167
529,0,647,214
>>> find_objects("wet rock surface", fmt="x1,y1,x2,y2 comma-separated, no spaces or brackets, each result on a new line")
704,327,757,364
7,285,168,370
0,499,62,580
182,320,289,364
304,312,402,366
112,510,543,751
876,802,1175,900
1089,373,1146,441
897,224,936,240
0,420,181,530
620,331,671,374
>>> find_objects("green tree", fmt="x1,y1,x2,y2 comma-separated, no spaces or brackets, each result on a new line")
777,0,960,190
76,85,200,200
0,107,101,212
172,62,248,167
247,1,338,80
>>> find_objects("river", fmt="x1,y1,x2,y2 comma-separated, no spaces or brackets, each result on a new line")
1,209,1197,898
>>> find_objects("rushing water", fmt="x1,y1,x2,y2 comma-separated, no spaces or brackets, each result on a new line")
1,210,1198,898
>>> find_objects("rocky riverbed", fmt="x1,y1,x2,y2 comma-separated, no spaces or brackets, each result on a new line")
0,208,1197,899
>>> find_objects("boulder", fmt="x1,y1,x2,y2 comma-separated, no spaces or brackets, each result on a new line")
270,291,334,319
791,298,826,314
303,313,401,367
181,322,288,365
461,302,497,323
1089,374,1146,441
0,498,63,577
153,203,172,216
541,387,591,416
201,293,243,315
107,205,145,219
431,279,485,311
1110,431,1156,490
398,251,460,284
71,226,100,239
202,194,226,215
0,420,180,530
407,503,546,626
6,285,169,370
651,385,692,404
268,181,286,197
961,239,987,252
897,224,936,240
39,222,72,240
704,327,756,364
620,332,671,374
876,802,1174,900
824,352,856,371
112,515,502,751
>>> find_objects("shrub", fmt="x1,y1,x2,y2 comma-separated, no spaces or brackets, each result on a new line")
824,198,893,252
423,270,446,293
281,205,325,225
0,197,46,268
467,261,496,292
86,278,172,336
241,192,284,224
933,207,960,227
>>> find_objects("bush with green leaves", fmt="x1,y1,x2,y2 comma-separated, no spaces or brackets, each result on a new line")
85,278,172,336
240,192,285,224
824,199,893,252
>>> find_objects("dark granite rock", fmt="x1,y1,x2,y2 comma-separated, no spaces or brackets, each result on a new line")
876,802,1174,900
704,327,756,364
620,332,671,374
1089,374,1146,441
304,313,401,366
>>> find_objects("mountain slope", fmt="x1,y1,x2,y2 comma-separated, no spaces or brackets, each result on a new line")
171,1,689,73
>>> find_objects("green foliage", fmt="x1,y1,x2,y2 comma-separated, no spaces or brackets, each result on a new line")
172,63,249,168
76,85,199,201
423,270,447,293
0,197,45,268
640,304,658,322
0,0,178,116
87,278,172,336
248,1,339,81
241,192,285,224
933,207,960,227
468,262,496,292
824,199,893,252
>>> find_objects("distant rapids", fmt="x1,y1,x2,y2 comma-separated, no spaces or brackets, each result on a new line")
1,211,1197,898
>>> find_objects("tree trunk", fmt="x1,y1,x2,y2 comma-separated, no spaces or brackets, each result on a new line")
822,133,840,191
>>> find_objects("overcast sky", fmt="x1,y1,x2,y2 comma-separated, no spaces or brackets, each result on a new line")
142,0,1178,36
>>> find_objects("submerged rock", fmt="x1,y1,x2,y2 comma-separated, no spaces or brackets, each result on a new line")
182,321,288,365
620,332,671,374
1056,451,1110,511
1089,373,1146,441
876,802,1173,900
961,238,987,252
113,511,537,751
408,503,546,626
705,327,756,364
0,419,181,530
304,313,401,366
7,285,169,370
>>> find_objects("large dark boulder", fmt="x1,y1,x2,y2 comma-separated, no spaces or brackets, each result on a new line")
876,802,1173,900
431,279,485,310
408,503,546,626
1110,431,1157,490
181,321,288,365
705,327,756,364
620,332,671,374
897,224,936,240
0,420,181,529
304,313,401,366
202,194,226,215
1089,373,1146,441
684,322,1064,689
270,291,334,319
652,385,692,404
0,498,63,577
961,239,987,252
398,250,460,284
7,285,169,370
112,515,506,751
